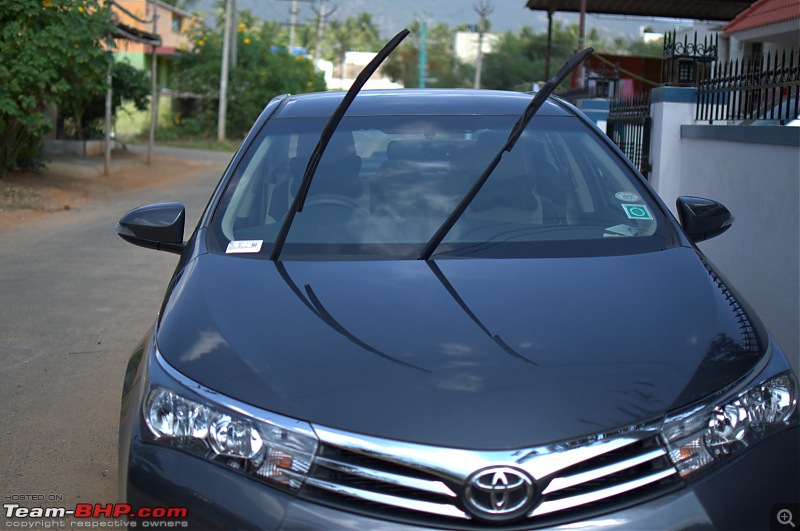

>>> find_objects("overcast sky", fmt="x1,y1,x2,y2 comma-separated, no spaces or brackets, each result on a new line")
189,0,695,41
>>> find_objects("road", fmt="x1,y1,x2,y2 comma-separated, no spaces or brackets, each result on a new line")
0,146,232,507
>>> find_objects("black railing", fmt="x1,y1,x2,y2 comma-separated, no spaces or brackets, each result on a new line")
607,94,652,178
662,30,717,86
696,49,800,124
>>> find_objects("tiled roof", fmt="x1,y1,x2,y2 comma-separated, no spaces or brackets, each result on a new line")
723,0,800,33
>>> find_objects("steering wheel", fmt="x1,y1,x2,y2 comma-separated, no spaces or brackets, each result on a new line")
303,195,369,215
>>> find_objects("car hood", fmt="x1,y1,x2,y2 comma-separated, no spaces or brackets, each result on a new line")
156,247,764,449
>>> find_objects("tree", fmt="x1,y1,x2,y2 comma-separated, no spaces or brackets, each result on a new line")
324,14,381,79
59,61,151,140
0,0,113,176
383,21,472,89
169,8,325,139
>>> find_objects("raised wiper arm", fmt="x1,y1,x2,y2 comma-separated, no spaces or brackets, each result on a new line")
419,47,594,260
269,28,410,261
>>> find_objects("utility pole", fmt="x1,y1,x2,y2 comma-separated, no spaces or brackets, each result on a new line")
312,0,336,62
418,19,427,88
104,60,112,175
473,0,494,89
230,0,237,67
289,0,298,50
147,0,158,164
218,0,233,142
577,0,587,88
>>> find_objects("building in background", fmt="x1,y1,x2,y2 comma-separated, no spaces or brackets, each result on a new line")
110,0,197,137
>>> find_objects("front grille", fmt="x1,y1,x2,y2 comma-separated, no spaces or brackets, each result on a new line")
300,425,680,527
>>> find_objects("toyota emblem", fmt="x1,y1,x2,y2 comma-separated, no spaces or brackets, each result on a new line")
464,466,535,521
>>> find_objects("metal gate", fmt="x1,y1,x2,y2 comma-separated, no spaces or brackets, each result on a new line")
606,94,652,178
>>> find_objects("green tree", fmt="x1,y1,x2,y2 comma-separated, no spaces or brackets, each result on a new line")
323,14,381,78
383,21,472,89
60,61,151,139
0,0,113,176
169,9,325,139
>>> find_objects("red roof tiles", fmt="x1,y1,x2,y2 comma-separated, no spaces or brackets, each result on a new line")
723,0,800,33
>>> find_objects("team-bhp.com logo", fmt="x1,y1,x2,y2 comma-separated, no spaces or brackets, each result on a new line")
4,503,188,526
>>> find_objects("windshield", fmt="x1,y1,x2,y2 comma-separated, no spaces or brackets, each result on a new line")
208,112,675,259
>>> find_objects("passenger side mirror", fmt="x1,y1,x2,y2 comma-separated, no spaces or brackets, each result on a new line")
676,196,733,243
116,202,186,254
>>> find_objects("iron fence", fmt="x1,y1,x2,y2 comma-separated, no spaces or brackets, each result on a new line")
607,94,652,178
697,49,800,124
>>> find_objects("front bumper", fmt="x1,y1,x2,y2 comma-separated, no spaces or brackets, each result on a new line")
122,426,798,530
119,330,799,530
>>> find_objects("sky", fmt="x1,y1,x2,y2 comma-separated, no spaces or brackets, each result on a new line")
188,0,699,42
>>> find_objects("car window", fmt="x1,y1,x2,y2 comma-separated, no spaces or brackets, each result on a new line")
208,113,675,259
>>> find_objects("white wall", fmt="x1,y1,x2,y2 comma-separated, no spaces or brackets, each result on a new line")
649,86,799,370
676,132,799,369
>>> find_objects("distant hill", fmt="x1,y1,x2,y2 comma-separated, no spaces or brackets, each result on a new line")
186,0,684,43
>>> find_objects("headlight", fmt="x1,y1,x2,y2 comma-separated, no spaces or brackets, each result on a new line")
662,372,798,478
144,387,318,492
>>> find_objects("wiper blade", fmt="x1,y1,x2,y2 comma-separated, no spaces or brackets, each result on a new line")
274,262,430,373
418,47,593,260
427,262,538,365
269,28,410,261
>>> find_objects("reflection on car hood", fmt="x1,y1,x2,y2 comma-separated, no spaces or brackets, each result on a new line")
156,248,764,449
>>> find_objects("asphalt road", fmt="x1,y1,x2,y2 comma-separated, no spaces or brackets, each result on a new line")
0,146,232,507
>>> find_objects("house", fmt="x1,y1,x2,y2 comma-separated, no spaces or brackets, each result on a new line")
108,0,197,137
722,0,800,61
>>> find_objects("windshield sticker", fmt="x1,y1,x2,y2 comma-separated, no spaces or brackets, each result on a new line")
622,204,654,221
226,240,263,254
615,191,641,202
604,224,639,237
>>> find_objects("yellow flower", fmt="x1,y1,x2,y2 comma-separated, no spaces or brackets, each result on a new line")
243,38,251,44
237,23,246,32
307,81,313,87
43,0,52,7
77,6,84,12
197,40,204,47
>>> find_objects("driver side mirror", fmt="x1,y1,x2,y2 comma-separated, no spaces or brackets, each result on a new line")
676,196,733,243
116,202,186,254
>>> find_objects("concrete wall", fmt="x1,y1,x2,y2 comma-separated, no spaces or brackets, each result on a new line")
676,126,800,369
650,87,799,368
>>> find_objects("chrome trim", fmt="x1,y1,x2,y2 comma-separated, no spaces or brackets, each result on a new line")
305,477,470,519
153,347,317,440
313,424,657,484
315,456,457,498
531,469,676,517
542,448,667,495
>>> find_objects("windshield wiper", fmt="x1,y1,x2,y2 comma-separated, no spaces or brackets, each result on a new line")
274,262,430,372
418,47,593,260
427,262,538,365
269,28,410,261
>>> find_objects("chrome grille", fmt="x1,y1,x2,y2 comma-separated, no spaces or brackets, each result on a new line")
300,424,680,526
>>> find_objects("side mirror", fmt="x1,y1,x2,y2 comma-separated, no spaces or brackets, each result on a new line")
116,202,186,254
676,196,733,243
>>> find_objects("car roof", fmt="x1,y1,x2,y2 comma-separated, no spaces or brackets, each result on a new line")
275,89,573,118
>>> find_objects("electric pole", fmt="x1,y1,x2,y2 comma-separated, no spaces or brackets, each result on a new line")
418,19,427,88
312,0,336,62
147,0,158,163
218,0,233,142
230,0,237,67
473,0,494,90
